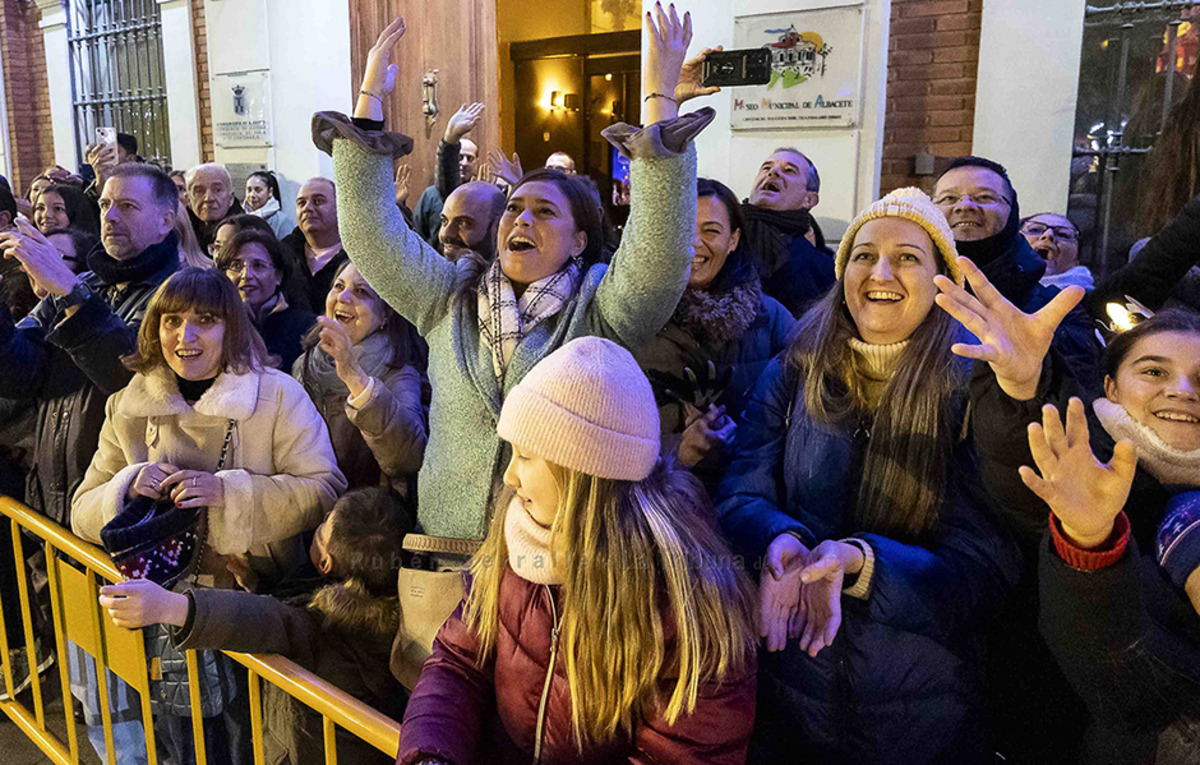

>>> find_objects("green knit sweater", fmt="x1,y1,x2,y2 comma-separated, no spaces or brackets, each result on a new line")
327,115,703,540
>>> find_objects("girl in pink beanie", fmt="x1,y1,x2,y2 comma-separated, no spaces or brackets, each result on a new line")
396,336,758,765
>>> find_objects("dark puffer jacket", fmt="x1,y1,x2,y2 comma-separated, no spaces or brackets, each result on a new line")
715,358,1020,764
972,361,1200,763
0,235,179,526
396,566,756,765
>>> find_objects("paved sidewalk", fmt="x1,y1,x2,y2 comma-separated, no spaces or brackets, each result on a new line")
0,665,102,765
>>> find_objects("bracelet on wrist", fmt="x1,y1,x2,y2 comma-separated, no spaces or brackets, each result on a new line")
643,92,679,105
360,89,385,104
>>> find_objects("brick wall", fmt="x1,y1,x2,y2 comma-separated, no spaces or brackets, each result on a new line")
881,0,982,194
192,0,213,162
0,0,55,195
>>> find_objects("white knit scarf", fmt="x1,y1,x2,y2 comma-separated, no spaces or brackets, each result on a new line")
477,258,581,383
1093,397,1200,486
504,494,565,586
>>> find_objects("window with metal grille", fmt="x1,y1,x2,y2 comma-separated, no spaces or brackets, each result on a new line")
67,0,171,169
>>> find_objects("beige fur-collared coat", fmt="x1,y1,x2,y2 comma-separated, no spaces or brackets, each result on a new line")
72,364,347,584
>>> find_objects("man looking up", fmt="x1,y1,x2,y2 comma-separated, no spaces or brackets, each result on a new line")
413,102,484,246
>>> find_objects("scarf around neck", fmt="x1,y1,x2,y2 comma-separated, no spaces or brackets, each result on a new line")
298,328,395,400
1093,397,1200,487
741,204,815,278
504,494,565,585
249,196,281,220
86,230,178,286
672,273,761,349
477,257,581,383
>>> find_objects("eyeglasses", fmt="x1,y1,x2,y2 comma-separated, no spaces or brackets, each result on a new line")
932,192,1011,208
1021,221,1078,241
222,259,275,276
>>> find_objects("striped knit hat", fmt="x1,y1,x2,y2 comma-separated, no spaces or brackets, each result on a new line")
834,187,964,285
497,336,660,481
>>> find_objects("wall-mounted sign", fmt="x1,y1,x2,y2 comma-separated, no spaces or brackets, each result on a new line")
212,70,272,148
731,6,864,130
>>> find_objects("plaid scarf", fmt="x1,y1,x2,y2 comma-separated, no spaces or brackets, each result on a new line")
478,257,582,383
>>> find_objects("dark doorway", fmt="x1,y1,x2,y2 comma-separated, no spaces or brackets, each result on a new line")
511,31,640,226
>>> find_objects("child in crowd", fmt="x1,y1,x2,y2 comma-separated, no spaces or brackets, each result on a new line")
397,336,758,764
99,486,413,765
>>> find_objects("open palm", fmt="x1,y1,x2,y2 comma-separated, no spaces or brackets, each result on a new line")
1019,398,1137,547
934,256,1084,400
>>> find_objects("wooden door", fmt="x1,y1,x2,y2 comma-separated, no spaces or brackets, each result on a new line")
350,0,500,196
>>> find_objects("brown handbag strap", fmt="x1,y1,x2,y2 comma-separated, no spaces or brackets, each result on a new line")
402,533,482,557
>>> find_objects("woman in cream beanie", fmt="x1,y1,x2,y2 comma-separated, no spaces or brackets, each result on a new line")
397,336,759,764
714,188,1020,763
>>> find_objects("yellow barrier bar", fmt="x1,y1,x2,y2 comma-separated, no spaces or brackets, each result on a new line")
86,570,117,765
248,669,265,765
11,517,46,727
0,520,15,700
0,697,72,765
186,650,208,765
228,652,402,756
134,627,157,765
324,714,337,765
0,496,405,762
42,542,80,765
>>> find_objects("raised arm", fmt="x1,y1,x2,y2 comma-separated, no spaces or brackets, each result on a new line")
588,5,711,350
313,17,458,336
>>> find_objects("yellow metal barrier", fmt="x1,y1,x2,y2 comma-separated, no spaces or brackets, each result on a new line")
0,495,402,764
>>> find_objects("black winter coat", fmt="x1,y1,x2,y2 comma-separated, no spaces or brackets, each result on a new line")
281,228,350,314
759,232,835,319
0,237,178,526
715,358,1020,764
258,303,316,372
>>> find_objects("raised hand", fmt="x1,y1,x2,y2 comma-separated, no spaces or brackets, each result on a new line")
473,162,495,185
486,148,524,187
354,15,406,120
444,102,485,144
643,2,692,124
394,163,411,206
85,143,119,187
760,532,808,652
675,46,723,104
934,256,1084,401
0,219,81,297
1019,398,1137,548
99,579,191,629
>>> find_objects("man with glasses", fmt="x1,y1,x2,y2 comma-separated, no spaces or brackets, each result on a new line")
934,156,1097,765
1020,213,1093,291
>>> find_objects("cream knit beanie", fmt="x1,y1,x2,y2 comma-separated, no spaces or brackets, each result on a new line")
497,336,660,481
834,187,963,285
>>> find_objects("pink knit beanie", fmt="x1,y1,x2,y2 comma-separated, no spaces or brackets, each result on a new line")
497,336,660,481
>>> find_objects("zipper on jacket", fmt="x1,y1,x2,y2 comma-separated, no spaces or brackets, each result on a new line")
532,585,562,765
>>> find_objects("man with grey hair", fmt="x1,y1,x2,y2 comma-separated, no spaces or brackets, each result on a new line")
741,146,834,317
282,177,347,309
185,162,242,254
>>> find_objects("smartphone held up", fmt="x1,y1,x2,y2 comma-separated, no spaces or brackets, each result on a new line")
701,48,772,88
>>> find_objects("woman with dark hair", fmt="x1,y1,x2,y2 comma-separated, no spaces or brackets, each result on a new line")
34,184,100,237
71,267,345,764
245,170,296,240
215,229,316,370
314,10,707,545
716,188,1020,764
293,259,428,499
942,257,1200,761
635,177,794,478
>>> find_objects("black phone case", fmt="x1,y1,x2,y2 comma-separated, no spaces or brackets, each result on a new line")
701,49,773,87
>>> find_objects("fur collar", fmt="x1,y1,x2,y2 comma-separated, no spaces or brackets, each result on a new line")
1094,397,1200,487
308,578,400,642
672,277,761,349
118,365,263,420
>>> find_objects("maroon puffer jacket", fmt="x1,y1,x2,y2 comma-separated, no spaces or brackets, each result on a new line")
396,564,755,764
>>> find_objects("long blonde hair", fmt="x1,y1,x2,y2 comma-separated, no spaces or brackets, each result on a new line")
786,275,967,541
464,461,756,749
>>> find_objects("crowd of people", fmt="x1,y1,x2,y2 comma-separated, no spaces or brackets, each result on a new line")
0,4,1196,764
